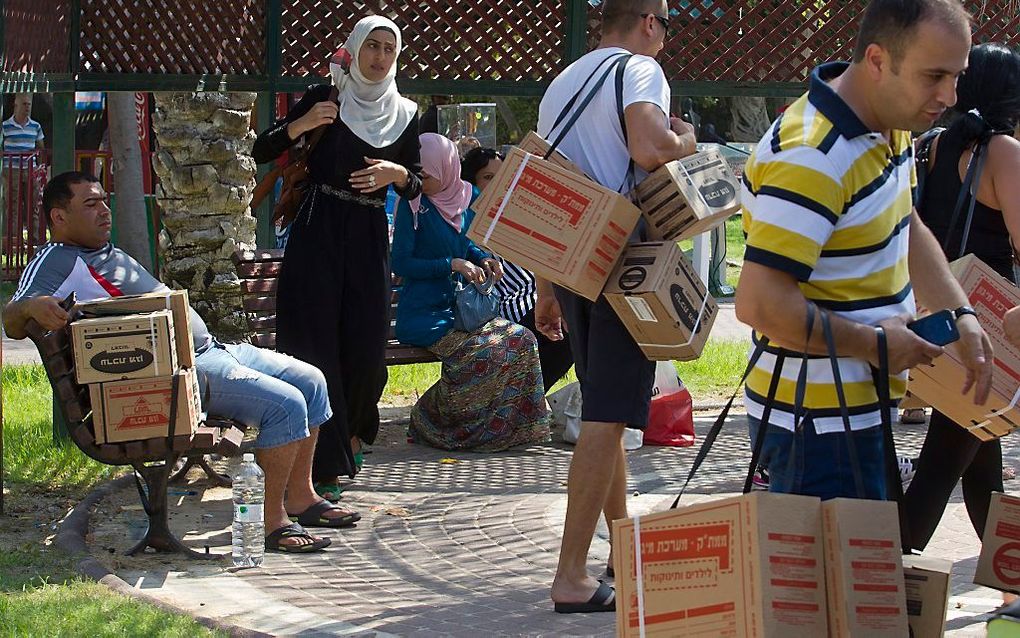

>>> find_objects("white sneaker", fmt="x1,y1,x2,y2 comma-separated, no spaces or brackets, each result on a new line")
898,456,917,486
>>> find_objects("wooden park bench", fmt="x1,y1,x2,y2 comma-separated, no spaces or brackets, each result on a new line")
25,297,247,559
232,248,438,366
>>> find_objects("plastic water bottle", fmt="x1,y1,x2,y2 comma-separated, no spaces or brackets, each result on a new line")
231,453,265,568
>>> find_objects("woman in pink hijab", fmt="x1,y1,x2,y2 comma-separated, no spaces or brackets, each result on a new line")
392,133,551,451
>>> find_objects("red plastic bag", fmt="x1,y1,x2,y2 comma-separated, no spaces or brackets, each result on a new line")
644,362,695,446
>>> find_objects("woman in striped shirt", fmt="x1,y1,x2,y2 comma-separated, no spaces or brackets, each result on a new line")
461,147,574,392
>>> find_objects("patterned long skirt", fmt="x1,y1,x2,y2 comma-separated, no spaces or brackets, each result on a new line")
409,318,552,452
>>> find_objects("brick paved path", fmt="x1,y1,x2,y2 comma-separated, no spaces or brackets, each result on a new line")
94,411,1017,637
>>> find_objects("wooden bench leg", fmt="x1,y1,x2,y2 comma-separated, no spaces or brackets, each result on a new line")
169,454,232,488
128,459,220,560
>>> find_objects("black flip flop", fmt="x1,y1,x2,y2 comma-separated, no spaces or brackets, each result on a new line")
606,565,615,579
265,523,331,553
554,581,616,614
288,499,361,528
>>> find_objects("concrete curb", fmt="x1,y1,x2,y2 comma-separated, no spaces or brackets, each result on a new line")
54,473,272,638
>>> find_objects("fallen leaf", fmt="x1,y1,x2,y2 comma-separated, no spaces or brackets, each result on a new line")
439,458,460,464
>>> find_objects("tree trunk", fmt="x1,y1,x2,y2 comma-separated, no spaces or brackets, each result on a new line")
151,92,257,341
107,92,152,272
728,96,772,143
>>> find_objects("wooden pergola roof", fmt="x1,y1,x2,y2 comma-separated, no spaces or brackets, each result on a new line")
4,1,1017,97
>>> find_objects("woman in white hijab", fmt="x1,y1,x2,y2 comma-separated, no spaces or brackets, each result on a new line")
253,15,422,510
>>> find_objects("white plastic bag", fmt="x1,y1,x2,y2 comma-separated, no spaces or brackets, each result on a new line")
651,360,682,397
551,382,643,451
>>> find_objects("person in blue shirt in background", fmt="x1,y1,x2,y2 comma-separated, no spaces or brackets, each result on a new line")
392,133,551,451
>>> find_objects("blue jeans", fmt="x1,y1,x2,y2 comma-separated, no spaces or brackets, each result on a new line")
748,415,886,501
196,343,332,449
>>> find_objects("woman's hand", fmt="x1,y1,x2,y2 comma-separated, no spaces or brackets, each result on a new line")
350,157,409,193
481,258,504,282
287,101,338,140
452,258,485,284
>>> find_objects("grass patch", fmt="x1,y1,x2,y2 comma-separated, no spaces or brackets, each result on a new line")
1,364,223,637
0,580,226,637
382,341,745,402
2,364,119,490
673,339,747,398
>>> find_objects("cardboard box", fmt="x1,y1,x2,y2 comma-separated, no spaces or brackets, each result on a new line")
822,498,908,637
72,311,177,385
468,146,641,301
89,367,201,444
632,148,742,242
902,555,951,638
515,130,587,177
604,242,718,361
907,255,1020,440
77,290,196,367
612,492,828,637
976,492,1020,594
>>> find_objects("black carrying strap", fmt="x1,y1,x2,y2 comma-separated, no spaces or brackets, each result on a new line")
942,139,991,259
771,304,817,494
821,309,867,499
547,53,625,137
671,304,814,507
870,327,913,553
544,53,634,194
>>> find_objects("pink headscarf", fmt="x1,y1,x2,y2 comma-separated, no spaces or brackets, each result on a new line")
411,133,473,232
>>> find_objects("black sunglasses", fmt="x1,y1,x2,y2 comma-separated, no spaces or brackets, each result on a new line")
640,13,670,30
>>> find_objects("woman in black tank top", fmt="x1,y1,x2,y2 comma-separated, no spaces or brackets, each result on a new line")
904,44,1020,560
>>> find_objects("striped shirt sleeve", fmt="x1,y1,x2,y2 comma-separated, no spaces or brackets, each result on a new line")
743,144,845,281
11,244,72,302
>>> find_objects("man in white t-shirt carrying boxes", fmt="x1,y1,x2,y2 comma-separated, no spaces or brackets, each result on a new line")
533,0,697,614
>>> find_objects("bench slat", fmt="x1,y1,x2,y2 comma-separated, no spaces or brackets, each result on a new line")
251,334,276,349
236,261,283,278
242,279,278,295
243,296,276,313
232,248,284,265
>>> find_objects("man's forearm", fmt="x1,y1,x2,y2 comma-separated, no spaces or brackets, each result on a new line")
908,211,970,311
3,300,32,339
736,264,878,363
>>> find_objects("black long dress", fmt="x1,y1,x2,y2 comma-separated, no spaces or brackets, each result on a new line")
253,84,422,480
904,121,1012,550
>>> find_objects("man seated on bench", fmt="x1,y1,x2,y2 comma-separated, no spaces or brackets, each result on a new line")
3,171,357,554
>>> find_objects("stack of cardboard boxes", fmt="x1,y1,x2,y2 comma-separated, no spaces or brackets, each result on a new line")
72,290,202,444
469,131,740,360
611,493,951,637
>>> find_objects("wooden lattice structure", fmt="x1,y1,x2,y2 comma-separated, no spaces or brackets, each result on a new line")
3,1,1018,96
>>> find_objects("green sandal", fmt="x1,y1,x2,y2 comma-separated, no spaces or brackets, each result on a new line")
354,451,365,471
314,482,343,503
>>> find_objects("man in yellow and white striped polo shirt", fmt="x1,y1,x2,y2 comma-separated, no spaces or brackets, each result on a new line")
735,0,994,500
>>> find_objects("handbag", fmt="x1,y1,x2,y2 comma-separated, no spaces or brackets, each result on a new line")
250,86,339,228
453,275,500,333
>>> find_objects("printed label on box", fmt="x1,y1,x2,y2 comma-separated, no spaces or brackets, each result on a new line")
627,297,657,322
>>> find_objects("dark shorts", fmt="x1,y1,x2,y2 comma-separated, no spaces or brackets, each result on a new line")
554,286,655,428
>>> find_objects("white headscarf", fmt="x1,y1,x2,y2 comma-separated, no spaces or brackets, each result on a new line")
329,15,418,148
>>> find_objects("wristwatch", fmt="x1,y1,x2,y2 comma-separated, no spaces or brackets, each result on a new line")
952,305,978,321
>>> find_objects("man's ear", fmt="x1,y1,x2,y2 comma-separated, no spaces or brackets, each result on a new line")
48,207,65,229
